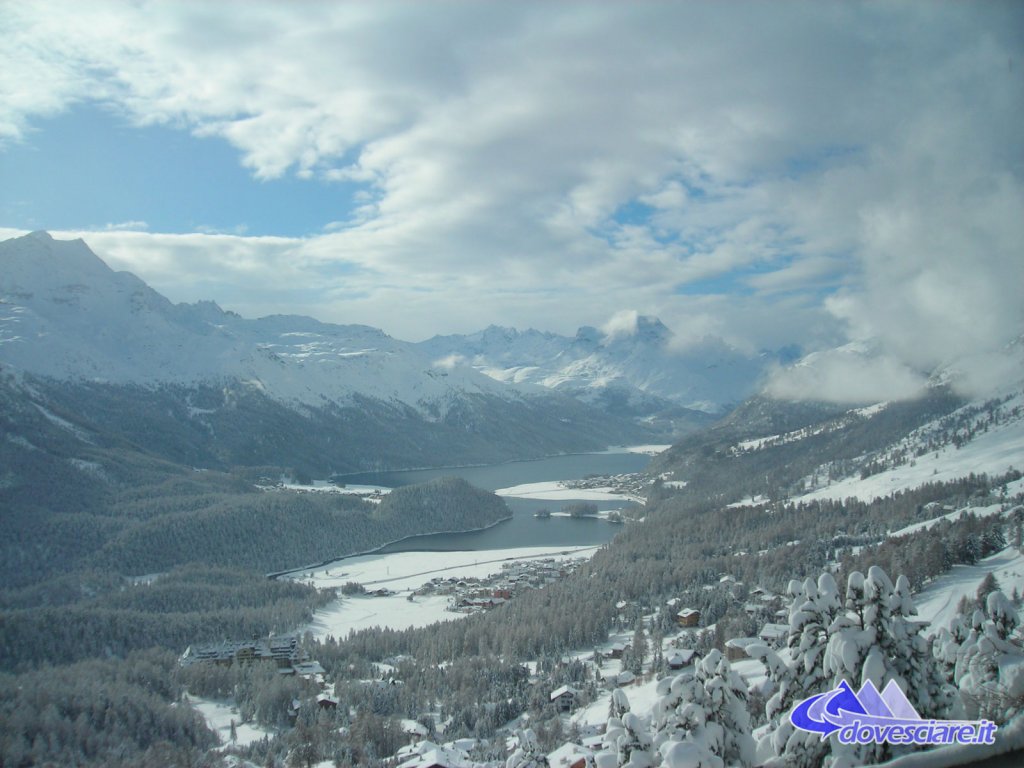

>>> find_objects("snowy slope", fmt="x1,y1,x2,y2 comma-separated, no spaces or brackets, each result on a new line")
417,316,788,415
795,389,1024,503
0,232,513,413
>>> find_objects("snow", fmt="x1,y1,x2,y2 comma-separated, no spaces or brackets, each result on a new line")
798,401,1024,503
414,316,771,413
184,694,272,748
0,232,515,413
270,480,391,499
496,481,641,502
291,546,599,640
889,498,1014,539
913,546,1024,633
601,444,673,455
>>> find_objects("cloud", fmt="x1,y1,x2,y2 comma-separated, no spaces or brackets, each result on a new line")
765,346,929,404
432,354,467,371
1,2,1021,395
600,310,641,342
102,220,148,231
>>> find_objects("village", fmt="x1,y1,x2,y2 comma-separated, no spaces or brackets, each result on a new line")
421,556,589,614
178,566,801,768
559,472,650,504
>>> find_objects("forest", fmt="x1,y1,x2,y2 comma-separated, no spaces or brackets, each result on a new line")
2,384,1021,766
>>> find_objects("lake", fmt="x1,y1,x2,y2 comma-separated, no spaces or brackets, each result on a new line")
342,451,652,553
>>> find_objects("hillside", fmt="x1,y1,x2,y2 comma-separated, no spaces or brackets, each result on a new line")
0,232,650,475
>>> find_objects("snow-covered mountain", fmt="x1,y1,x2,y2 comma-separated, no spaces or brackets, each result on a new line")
0,232,648,472
417,314,796,420
0,231,517,412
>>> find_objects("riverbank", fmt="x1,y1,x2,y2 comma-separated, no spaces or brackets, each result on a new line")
292,545,600,639
265,514,513,579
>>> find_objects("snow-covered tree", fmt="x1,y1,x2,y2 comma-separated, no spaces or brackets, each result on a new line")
603,691,654,768
951,589,1024,722
506,728,550,768
755,574,841,768
822,567,957,767
651,650,754,768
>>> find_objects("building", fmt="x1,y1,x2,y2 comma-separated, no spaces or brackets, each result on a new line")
676,608,701,627
725,637,761,662
758,623,790,648
547,742,593,768
609,642,631,659
179,635,308,672
666,649,696,670
550,685,580,712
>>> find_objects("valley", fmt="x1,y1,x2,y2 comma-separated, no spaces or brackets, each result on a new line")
1,233,1023,768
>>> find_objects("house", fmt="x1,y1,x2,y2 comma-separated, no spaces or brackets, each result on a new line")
547,742,593,768
758,623,790,648
725,637,761,662
676,608,700,628
550,684,580,712
609,642,631,659
615,671,637,687
316,693,339,710
397,741,474,768
666,649,696,670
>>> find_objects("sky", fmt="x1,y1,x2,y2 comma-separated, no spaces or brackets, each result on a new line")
1,1,1022,401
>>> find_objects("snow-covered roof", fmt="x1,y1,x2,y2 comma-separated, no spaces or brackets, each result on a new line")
550,684,580,701
397,741,474,768
758,623,789,640
547,741,593,767
667,649,696,665
725,636,761,649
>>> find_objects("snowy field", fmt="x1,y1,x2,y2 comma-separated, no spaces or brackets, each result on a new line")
263,480,392,500
914,545,1024,632
184,694,272,749
495,480,641,502
292,546,599,640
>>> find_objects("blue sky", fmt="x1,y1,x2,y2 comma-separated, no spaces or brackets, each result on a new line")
0,104,355,235
0,1,1021,400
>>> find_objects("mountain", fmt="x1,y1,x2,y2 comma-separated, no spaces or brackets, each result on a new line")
416,314,796,434
0,232,649,473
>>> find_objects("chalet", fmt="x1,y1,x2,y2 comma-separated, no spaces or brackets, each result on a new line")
316,693,339,710
676,608,700,628
758,623,789,648
547,742,593,768
666,649,696,670
550,684,580,712
608,642,631,659
725,637,761,662
397,741,474,768
614,670,637,687
293,660,326,679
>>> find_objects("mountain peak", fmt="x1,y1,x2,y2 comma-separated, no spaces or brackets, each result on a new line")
600,312,672,346
1,230,116,287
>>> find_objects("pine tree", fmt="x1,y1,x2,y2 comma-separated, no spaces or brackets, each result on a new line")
651,650,753,767
505,728,550,768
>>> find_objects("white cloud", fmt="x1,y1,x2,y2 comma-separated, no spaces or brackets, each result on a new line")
600,310,641,343
0,2,1021,397
765,348,929,405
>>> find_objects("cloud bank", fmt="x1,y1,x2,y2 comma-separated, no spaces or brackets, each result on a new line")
1,1,1021,401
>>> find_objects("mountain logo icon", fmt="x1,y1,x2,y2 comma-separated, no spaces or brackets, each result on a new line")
789,680,997,747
